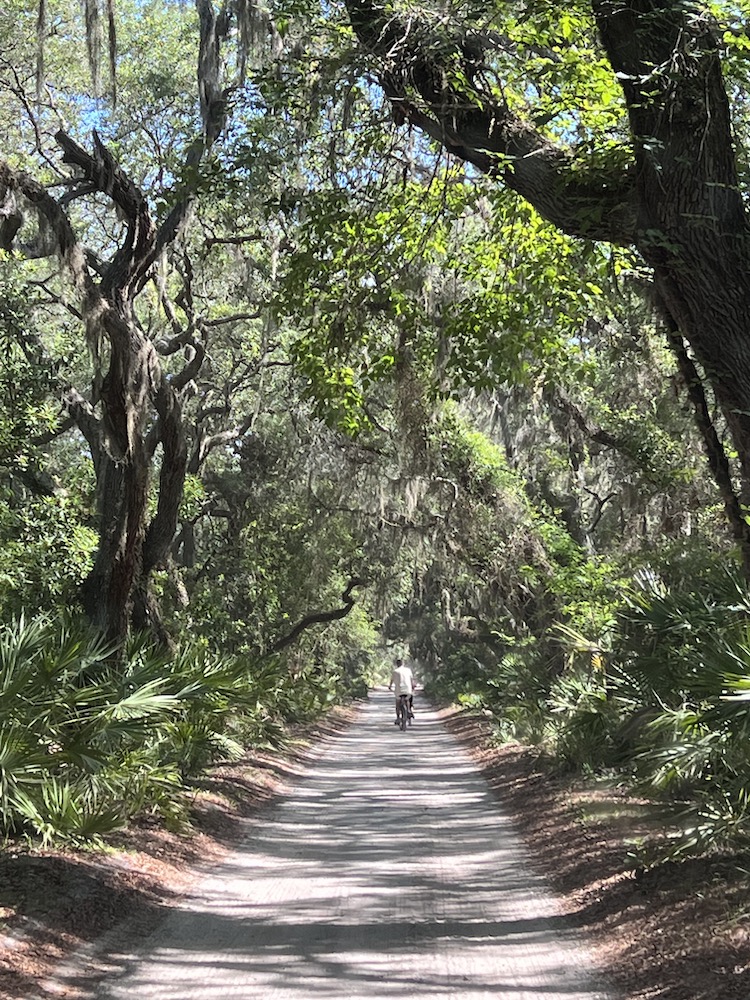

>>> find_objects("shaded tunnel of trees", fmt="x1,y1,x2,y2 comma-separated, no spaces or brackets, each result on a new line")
2,0,750,859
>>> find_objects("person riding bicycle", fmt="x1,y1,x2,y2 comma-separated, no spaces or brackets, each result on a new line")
389,657,416,725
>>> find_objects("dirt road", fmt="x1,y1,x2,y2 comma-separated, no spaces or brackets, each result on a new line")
85,690,612,999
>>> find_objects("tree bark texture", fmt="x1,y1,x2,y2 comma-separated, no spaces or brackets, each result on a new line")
592,2,750,502
345,0,750,562
54,133,189,645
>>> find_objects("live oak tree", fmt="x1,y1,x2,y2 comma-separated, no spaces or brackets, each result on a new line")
342,0,750,572
0,0,257,643
0,0,394,647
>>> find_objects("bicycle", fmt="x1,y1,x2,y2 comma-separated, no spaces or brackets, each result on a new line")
396,693,412,731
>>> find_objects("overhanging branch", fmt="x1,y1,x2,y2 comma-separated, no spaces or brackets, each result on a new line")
269,578,364,654
344,0,638,243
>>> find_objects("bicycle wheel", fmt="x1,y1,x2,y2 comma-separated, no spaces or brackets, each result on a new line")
399,698,408,731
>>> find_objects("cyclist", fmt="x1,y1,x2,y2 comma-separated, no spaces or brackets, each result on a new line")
389,657,416,726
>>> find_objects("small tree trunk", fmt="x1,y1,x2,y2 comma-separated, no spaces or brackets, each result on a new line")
663,316,750,577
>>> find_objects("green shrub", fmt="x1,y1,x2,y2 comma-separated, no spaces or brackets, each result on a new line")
0,615,305,844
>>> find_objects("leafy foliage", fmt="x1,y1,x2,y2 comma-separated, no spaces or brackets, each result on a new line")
0,613,365,844
2,0,750,869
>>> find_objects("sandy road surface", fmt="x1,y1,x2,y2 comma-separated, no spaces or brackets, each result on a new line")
86,690,612,1000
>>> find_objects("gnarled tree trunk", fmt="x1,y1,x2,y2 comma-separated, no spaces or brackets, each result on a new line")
0,0,235,646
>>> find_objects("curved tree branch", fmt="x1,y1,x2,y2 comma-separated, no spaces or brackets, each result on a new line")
0,160,91,293
344,0,638,242
269,577,364,654
55,129,156,301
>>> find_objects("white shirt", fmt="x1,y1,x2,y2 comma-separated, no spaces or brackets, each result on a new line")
390,665,415,696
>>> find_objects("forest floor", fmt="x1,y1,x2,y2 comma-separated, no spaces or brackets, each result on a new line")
1,698,749,1000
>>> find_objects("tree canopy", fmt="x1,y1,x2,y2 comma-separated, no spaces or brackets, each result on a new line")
2,0,750,857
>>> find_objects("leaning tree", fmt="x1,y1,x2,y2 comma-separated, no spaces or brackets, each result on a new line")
343,0,750,572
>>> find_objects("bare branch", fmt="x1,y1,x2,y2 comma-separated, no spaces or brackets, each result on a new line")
269,577,364,654
27,279,84,320
205,232,262,247
582,488,617,533
191,414,256,468
0,159,91,293
55,129,156,298
171,342,207,392
203,311,263,328
2,61,63,176
58,183,100,207
30,414,76,447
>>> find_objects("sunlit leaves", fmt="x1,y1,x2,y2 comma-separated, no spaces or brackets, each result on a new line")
280,158,629,428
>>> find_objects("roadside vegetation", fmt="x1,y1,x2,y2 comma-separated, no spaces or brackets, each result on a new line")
2,0,750,874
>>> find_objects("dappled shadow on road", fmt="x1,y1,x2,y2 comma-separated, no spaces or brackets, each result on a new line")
444,710,750,1000
4,708,360,1000
78,691,609,1000
0,852,172,1000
